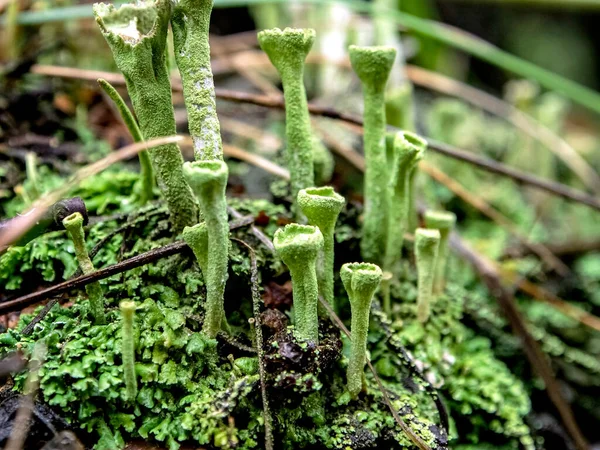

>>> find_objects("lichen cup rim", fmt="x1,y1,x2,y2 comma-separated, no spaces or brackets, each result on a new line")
274,224,324,261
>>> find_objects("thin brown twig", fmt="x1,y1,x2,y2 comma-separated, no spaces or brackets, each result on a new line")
0,218,252,315
420,161,569,275
231,238,274,450
449,233,589,450
28,64,600,212
212,53,600,193
404,65,600,193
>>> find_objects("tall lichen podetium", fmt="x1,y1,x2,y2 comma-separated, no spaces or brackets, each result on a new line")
258,28,316,217
382,131,425,314
415,228,440,324
341,262,382,399
297,186,345,314
183,160,229,338
349,45,396,264
120,300,137,402
94,0,198,232
62,212,106,325
274,224,323,343
171,0,223,161
424,210,456,295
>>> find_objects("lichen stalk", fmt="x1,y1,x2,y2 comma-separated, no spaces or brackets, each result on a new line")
258,28,316,217
184,160,229,338
424,211,456,295
341,262,382,399
98,78,154,205
297,187,345,314
171,0,223,161
382,132,425,314
120,300,137,402
273,224,323,343
94,0,198,232
349,45,396,264
415,228,441,324
384,132,426,271
62,212,106,325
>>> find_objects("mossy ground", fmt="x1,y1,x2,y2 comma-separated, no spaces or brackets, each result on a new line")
0,164,534,450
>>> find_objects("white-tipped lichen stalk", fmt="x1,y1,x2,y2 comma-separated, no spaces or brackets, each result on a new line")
120,300,137,402
424,210,456,294
298,186,345,313
171,0,223,161
62,212,106,325
258,28,316,217
184,160,229,338
415,228,441,324
94,0,198,232
341,262,382,399
349,45,396,264
274,224,324,343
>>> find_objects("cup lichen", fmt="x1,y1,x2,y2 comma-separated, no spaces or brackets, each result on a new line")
258,27,316,217
273,223,324,343
341,262,382,399
94,0,198,232
424,210,457,294
415,228,441,324
297,186,345,313
183,160,229,338
349,45,397,264
62,212,106,325
384,132,426,274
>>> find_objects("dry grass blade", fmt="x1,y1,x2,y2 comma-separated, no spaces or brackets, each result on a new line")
0,136,182,251
223,144,290,180
405,65,600,194
420,161,569,275
4,341,47,450
450,234,589,450
507,274,600,332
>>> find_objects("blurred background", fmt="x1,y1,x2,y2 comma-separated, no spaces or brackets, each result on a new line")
2,0,600,449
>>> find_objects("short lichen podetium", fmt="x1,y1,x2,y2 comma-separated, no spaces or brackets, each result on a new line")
341,262,382,399
297,187,345,313
119,300,137,402
183,160,229,338
258,28,316,216
62,213,106,325
415,228,441,324
94,0,198,232
171,0,222,161
349,45,396,264
274,224,324,343
424,210,456,295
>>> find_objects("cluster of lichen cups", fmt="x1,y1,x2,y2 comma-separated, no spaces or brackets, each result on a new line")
48,1,466,445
